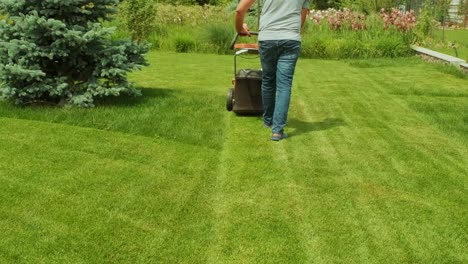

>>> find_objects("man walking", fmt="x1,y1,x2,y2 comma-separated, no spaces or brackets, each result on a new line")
235,0,309,141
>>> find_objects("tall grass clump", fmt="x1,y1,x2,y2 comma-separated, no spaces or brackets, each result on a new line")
152,3,233,53
108,3,422,59
302,8,416,59
203,23,236,54
113,3,234,53
432,63,468,79
175,34,196,53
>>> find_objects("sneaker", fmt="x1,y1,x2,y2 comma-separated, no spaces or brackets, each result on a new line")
263,123,272,129
271,132,288,141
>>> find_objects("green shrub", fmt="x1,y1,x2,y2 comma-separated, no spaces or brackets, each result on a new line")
434,0,451,22
324,36,373,59
147,33,161,50
414,4,438,39
109,2,417,59
339,38,366,58
120,0,156,42
113,3,234,53
153,24,169,38
301,11,416,59
203,23,235,54
145,25,169,50
458,0,466,18
325,38,345,59
175,35,196,53
301,36,329,58
375,35,404,57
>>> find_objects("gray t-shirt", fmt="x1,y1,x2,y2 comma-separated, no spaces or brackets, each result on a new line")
258,0,310,42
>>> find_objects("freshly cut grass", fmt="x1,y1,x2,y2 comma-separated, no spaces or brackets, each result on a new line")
0,52,467,263
0,118,221,263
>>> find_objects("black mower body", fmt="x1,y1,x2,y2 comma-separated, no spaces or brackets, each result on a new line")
226,38,263,115
227,69,262,115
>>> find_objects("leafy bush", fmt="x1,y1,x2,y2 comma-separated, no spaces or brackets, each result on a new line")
413,4,438,39
434,0,451,22
120,0,156,42
458,0,466,18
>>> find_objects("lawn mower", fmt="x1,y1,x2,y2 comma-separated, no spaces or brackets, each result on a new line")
225,32,263,115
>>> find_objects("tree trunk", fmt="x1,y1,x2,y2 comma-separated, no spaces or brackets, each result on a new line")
465,0,468,26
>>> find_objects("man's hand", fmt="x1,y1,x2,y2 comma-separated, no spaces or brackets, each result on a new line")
235,0,255,36
239,23,251,36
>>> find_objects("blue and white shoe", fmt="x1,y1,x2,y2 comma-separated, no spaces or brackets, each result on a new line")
271,133,288,141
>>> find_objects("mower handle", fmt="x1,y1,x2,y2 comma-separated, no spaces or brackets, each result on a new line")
229,31,259,50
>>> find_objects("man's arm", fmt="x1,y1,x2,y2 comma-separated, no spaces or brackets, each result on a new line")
301,8,309,29
235,0,255,35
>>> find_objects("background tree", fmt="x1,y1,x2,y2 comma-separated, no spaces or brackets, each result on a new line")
0,0,149,107
457,0,466,24
120,0,156,42
434,0,451,21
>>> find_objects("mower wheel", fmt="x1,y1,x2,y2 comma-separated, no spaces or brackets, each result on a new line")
226,88,234,111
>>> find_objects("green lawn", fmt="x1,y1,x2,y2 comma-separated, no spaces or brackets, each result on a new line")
0,52,467,263
427,28,468,61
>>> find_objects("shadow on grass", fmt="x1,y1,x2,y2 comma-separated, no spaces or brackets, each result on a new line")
95,87,174,107
288,118,346,137
0,87,227,150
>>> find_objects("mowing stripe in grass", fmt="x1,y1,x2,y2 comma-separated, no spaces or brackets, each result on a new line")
209,116,310,263
0,117,222,263
207,57,467,263
281,58,468,262
0,52,466,263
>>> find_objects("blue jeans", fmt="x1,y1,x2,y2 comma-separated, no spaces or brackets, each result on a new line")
259,40,301,134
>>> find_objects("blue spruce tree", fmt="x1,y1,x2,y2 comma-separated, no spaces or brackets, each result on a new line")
0,0,149,107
